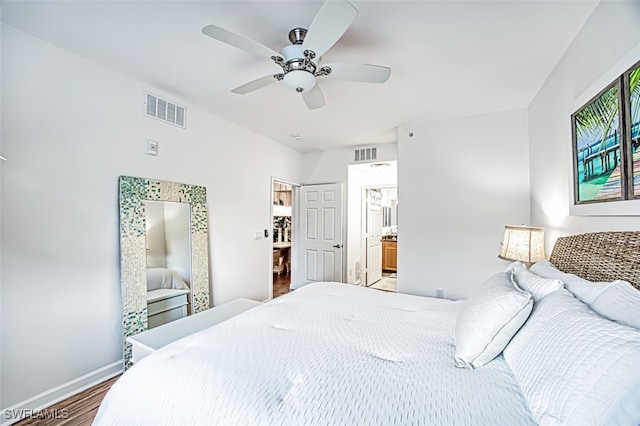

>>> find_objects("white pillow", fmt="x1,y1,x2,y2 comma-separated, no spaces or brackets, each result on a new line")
504,260,527,273
530,260,601,302
530,260,640,329
503,290,640,426
591,280,640,329
513,269,563,302
454,271,533,369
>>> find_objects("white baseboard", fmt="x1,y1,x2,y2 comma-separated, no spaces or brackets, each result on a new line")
1,360,123,426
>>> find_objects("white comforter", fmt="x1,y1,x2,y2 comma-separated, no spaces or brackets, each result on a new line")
146,268,189,291
95,282,536,425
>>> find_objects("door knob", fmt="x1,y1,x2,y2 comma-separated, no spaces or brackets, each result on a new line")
332,244,343,249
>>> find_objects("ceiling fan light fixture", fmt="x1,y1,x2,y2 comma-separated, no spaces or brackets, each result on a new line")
283,70,316,93
281,44,305,62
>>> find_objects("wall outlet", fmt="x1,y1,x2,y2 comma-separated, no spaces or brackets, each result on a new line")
436,288,444,299
146,139,159,156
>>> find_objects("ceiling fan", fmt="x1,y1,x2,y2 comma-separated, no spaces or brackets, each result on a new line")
202,0,391,110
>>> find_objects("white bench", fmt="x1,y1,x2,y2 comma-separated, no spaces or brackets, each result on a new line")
127,298,262,363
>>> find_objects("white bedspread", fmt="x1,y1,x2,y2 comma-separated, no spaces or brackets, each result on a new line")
95,282,535,425
146,268,189,291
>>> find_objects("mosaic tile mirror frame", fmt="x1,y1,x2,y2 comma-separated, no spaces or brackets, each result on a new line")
118,176,210,368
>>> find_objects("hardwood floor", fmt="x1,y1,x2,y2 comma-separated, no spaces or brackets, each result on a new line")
273,272,291,298
14,375,119,426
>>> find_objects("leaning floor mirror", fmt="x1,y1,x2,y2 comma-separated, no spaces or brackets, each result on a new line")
118,176,210,368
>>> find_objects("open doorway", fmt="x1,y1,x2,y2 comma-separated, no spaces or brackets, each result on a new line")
271,179,297,298
346,161,397,292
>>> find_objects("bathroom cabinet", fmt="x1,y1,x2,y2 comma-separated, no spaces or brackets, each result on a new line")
382,240,397,272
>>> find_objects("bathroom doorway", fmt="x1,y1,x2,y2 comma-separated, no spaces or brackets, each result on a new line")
346,161,397,292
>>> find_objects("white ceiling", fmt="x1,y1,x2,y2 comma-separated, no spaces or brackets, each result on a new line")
1,0,598,153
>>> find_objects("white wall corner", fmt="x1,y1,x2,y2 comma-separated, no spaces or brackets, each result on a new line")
0,361,122,426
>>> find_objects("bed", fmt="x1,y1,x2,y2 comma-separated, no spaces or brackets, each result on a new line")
95,232,640,425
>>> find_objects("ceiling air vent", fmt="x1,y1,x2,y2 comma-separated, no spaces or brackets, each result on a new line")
145,92,186,128
354,147,377,162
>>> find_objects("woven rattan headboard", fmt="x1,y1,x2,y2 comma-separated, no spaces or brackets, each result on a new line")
549,231,640,291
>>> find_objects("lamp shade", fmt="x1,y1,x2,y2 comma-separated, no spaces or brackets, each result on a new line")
498,225,546,263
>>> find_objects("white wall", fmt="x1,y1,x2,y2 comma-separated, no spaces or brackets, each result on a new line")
0,24,302,412
398,109,530,299
529,1,640,250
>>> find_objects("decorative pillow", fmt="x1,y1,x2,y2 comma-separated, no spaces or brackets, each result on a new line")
530,260,639,329
503,290,640,426
504,260,527,273
454,271,533,369
530,260,601,302
591,280,640,329
513,269,563,302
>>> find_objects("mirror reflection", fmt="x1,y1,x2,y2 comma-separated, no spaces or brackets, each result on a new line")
381,187,398,237
144,200,192,329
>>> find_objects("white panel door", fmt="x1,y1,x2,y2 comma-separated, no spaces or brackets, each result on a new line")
366,189,382,285
298,183,343,286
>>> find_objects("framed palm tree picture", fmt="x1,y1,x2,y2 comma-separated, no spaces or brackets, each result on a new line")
572,82,623,203
571,59,640,205
625,62,640,198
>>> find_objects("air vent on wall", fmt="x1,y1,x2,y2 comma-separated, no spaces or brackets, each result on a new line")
145,93,186,128
354,147,377,162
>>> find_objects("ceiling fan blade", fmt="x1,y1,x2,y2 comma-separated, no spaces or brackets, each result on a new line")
202,24,280,58
231,74,279,95
301,85,325,110
323,63,391,83
302,0,357,58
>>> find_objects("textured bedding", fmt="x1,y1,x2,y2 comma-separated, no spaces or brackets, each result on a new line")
95,282,536,425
